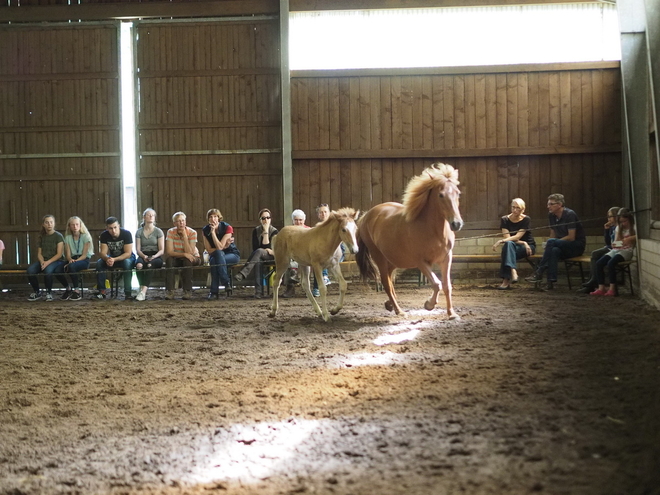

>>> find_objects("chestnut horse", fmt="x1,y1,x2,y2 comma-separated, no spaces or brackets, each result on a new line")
269,208,359,322
356,163,463,319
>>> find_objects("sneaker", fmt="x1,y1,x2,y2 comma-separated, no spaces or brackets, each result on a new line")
69,291,82,301
234,272,245,282
576,286,595,294
135,291,145,301
604,289,617,297
182,290,192,300
590,289,607,296
323,275,331,286
91,291,106,300
539,282,554,292
28,291,42,302
60,289,72,301
165,290,175,300
207,292,219,301
45,292,54,302
282,285,296,298
525,273,542,283
312,288,320,297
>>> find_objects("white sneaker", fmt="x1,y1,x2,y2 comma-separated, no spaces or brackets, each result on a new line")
45,292,53,302
28,291,42,302
135,291,146,301
323,275,331,286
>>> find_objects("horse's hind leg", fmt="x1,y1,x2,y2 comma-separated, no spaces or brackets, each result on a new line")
379,266,404,315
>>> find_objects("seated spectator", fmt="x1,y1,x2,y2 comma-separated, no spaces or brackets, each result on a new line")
492,198,535,290
93,217,136,300
282,209,309,298
0,238,4,265
135,208,165,302
577,206,620,294
312,203,333,297
202,208,240,299
234,208,278,299
591,208,637,297
60,216,94,301
27,214,66,302
525,194,586,291
165,211,202,300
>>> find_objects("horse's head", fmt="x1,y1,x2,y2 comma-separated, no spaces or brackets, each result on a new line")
437,176,464,232
403,162,463,231
331,207,360,254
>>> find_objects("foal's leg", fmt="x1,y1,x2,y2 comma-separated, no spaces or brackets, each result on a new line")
300,265,324,319
328,262,346,315
269,265,287,318
418,262,441,311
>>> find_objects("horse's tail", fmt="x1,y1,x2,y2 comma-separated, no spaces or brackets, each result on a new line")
355,231,378,283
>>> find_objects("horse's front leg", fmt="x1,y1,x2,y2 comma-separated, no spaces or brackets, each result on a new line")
418,262,441,311
328,263,345,315
439,260,459,320
269,267,286,318
300,265,324,319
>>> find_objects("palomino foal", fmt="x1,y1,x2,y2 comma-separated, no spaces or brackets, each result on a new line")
269,208,359,322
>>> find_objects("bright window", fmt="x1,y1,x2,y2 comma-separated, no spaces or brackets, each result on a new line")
290,5,621,70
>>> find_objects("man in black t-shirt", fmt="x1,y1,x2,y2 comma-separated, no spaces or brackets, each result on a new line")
526,194,586,290
93,216,136,299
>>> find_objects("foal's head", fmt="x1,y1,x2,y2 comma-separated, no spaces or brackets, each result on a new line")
331,207,360,255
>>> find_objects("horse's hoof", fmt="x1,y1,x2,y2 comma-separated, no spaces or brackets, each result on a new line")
268,311,276,318
424,300,436,311
322,314,330,322
449,313,460,320
330,307,341,316
385,301,394,312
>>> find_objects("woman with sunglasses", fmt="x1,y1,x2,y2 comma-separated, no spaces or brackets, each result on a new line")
234,208,279,298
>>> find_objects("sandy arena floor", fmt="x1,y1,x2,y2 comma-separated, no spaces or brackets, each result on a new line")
1,281,659,495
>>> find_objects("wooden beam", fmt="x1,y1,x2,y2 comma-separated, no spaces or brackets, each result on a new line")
292,145,622,160
290,0,600,11
0,1,278,23
292,62,621,79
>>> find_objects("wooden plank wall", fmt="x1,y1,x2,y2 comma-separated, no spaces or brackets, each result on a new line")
290,66,622,233
0,24,120,265
136,20,282,258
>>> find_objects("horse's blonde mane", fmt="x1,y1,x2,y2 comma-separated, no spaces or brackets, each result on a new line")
402,163,459,222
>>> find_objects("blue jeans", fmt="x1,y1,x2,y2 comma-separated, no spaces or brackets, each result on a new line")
27,260,67,292
596,253,624,285
536,239,585,282
209,250,240,293
64,258,91,288
96,254,136,293
499,241,534,280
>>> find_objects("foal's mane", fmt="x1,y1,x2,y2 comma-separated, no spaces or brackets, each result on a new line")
402,163,459,222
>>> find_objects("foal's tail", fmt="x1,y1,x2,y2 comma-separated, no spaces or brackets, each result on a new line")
355,233,378,283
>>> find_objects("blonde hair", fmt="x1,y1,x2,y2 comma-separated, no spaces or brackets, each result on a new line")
511,198,526,213
140,208,157,227
172,211,186,222
65,216,90,237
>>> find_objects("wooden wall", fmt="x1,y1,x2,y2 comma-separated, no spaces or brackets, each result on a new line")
135,19,282,258
290,65,622,232
0,24,120,264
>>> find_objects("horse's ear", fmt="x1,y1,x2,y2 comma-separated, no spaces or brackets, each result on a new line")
354,210,360,220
